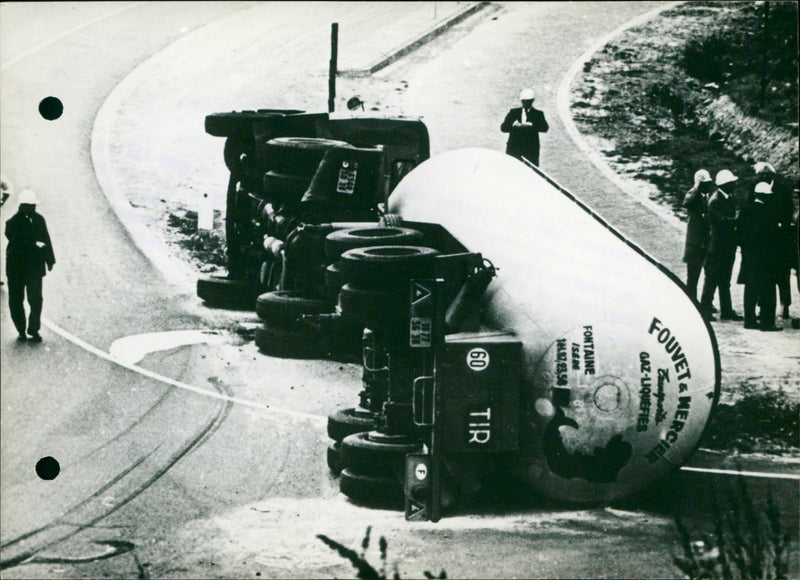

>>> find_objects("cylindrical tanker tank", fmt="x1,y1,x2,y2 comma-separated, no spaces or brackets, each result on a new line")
390,148,720,503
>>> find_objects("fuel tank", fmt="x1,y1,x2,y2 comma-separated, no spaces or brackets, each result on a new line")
390,148,720,503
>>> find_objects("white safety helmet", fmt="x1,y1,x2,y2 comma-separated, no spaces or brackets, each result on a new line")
753,161,776,176
694,169,712,186
519,88,535,101
17,189,40,205
715,169,738,186
754,181,773,194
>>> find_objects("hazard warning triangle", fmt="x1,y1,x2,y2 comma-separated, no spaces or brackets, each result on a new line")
411,282,431,305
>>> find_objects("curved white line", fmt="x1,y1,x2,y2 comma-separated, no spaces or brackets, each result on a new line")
680,466,800,480
556,1,685,232
42,317,325,425
43,314,800,480
0,3,147,72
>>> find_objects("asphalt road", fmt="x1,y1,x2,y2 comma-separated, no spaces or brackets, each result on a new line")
1,2,797,578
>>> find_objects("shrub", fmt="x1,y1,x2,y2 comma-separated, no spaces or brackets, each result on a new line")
317,527,446,580
674,476,790,579
704,387,799,454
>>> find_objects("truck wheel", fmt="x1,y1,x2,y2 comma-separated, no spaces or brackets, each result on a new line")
339,246,439,287
337,284,406,328
262,170,311,205
340,432,422,475
259,259,282,290
263,137,348,175
338,468,403,506
324,227,424,262
327,407,376,442
327,442,343,474
324,262,345,301
254,324,323,358
256,291,330,323
223,137,248,173
225,174,245,278
197,275,258,310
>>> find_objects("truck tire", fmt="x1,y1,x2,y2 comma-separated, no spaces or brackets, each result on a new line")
339,245,439,287
263,137,347,175
256,291,330,323
327,407,375,442
324,227,424,262
254,324,323,358
262,170,311,205
225,174,245,278
324,262,345,301
205,109,305,137
223,137,246,173
197,275,258,310
340,432,422,475
327,442,343,474
337,283,406,328
338,468,403,505
259,259,282,291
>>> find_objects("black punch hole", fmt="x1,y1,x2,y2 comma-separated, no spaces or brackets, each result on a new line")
39,96,63,121
36,456,60,480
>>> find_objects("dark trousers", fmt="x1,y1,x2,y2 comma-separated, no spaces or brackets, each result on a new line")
7,274,43,335
700,249,735,315
778,270,792,308
686,262,703,302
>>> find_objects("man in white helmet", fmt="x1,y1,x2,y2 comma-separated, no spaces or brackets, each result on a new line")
738,181,783,331
682,169,715,302
699,169,743,321
501,88,549,166
5,189,55,342
753,161,794,320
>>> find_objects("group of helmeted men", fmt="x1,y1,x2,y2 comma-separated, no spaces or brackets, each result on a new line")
683,163,797,331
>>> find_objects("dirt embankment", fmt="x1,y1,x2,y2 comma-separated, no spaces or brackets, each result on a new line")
571,1,798,217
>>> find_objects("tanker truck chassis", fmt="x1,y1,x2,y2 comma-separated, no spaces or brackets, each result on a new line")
199,109,720,520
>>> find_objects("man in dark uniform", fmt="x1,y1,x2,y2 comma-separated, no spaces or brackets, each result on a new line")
501,88,549,166
5,189,55,342
682,169,714,302
739,182,783,331
700,169,743,321
752,162,796,320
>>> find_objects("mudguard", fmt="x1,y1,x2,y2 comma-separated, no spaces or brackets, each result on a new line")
390,148,720,503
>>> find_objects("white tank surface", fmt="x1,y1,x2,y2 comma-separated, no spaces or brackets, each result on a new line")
390,148,720,503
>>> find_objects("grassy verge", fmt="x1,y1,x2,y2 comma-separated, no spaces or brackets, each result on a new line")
674,476,791,579
704,384,799,454
571,1,798,216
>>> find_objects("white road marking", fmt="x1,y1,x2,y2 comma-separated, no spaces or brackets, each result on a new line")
0,3,147,72
39,317,800,480
680,466,800,481
42,317,325,425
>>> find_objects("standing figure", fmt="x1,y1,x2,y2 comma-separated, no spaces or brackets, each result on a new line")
739,182,783,331
501,88,549,166
5,189,55,342
752,162,795,319
682,169,714,302
700,170,743,321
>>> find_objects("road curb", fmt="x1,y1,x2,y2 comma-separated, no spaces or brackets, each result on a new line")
556,1,685,233
339,1,492,78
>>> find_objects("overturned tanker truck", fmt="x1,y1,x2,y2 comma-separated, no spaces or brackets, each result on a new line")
199,110,720,521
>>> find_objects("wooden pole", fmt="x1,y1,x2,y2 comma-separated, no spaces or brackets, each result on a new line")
329,22,338,113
